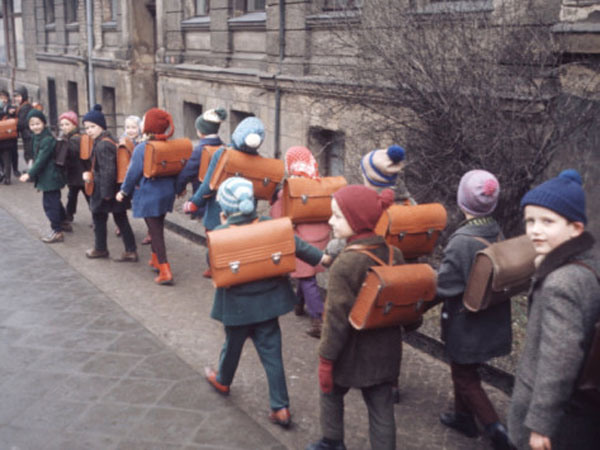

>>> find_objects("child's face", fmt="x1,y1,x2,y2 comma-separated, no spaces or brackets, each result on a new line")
329,199,354,239
125,119,140,139
0,94,8,104
524,205,583,256
28,117,45,135
13,93,22,105
84,121,104,140
59,118,77,135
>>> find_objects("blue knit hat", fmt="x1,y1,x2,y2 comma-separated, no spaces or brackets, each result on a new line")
216,177,255,216
82,104,107,130
520,169,587,224
231,117,265,154
360,145,406,188
26,108,47,125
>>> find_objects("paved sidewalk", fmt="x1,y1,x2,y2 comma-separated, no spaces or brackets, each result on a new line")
0,175,510,449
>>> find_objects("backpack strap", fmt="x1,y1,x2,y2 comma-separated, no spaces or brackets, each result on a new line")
345,244,394,266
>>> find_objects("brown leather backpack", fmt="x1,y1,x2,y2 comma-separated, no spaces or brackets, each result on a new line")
347,244,437,330
116,138,135,183
281,176,347,224
198,145,223,182
143,138,193,178
0,118,18,140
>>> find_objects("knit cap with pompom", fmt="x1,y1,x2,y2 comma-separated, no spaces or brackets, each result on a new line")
333,185,394,234
231,117,265,154
216,176,255,217
143,108,174,140
285,146,319,179
520,168,587,224
59,111,79,127
82,104,107,130
360,145,406,188
456,169,500,217
195,107,227,135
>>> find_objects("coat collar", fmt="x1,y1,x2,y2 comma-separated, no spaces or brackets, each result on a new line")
225,211,258,226
535,231,596,282
200,136,223,146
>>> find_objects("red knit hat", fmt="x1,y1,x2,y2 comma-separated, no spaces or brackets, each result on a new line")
59,110,78,126
285,146,319,179
333,185,394,234
143,108,174,140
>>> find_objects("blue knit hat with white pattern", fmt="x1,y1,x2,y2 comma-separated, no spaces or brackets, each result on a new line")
217,177,255,216
231,117,265,154
520,169,587,224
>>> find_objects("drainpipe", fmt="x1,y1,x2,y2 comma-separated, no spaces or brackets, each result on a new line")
274,0,285,159
86,0,95,108
2,0,15,93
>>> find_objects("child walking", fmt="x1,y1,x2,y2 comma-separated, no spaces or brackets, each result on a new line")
508,169,600,450
435,170,511,449
59,111,90,223
204,176,330,429
19,109,67,243
117,108,177,284
82,104,137,261
307,185,402,450
270,146,329,338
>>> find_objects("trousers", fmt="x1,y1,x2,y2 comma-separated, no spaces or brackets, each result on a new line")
42,190,66,232
92,211,136,252
451,361,499,425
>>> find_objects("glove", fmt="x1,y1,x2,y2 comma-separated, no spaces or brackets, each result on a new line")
318,356,334,394
183,200,199,214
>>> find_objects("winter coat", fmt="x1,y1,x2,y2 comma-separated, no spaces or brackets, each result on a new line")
189,146,226,231
319,235,404,388
89,131,130,214
63,130,89,187
27,128,65,192
508,232,600,449
436,217,512,364
16,101,32,141
210,212,324,327
0,103,18,153
270,191,330,278
175,136,223,195
120,141,176,218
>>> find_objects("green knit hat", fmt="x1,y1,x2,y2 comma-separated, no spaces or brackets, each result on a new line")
27,108,47,124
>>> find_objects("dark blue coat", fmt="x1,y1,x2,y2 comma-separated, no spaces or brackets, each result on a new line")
210,213,324,327
175,136,223,194
189,146,226,231
120,141,176,218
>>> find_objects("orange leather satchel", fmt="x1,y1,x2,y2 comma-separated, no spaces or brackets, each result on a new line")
281,176,347,223
116,138,135,183
209,148,285,200
80,134,93,160
198,145,223,182
347,245,437,330
462,234,536,312
143,138,193,178
374,203,447,260
207,217,296,288
0,118,18,140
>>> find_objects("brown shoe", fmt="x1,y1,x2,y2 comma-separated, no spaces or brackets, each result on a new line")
204,367,230,395
141,234,152,245
113,251,139,262
306,318,322,339
41,231,64,243
61,222,73,232
269,407,291,428
86,248,109,259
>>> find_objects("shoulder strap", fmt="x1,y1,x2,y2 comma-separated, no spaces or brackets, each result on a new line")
101,136,117,146
345,244,394,266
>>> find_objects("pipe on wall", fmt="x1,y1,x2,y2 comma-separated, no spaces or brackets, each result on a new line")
274,0,285,159
86,0,95,108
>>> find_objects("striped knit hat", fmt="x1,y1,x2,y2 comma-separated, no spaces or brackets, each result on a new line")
360,145,406,188
216,177,255,216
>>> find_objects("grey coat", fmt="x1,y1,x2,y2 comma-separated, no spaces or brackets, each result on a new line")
508,232,600,449
437,218,512,364
319,235,404,388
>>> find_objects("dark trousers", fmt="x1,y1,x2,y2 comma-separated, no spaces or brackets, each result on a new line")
145,215,167,263
297,276,324,319
22,137,33,162
92,211,136,252
217,318,289,410
42,190,66,232
65,185,90,218
11,144,18,172
0,149,11,182
320,382,396,450
451,361,499,426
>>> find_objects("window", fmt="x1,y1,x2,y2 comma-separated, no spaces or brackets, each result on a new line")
308,127,345,176
101,86,116,135
47,78,58,130
196,0,209,16
44,0,55,24
14,0,24,68
67,81,79,115
0,4,6,65
183,101,203,139
233,0,265,14
102,0,117,23
230,110,254,135
65,0,78,24
323,0,362,10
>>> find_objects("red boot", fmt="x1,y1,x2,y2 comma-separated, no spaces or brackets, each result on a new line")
155,263,174,285
148,252,159,272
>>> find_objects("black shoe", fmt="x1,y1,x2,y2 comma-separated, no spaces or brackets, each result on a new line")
485,422,513,450
305,438,346,450
440,412,479,438
13,169,21,177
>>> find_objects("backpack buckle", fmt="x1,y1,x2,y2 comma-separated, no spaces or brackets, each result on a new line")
271,252,282,264
229,261,240,273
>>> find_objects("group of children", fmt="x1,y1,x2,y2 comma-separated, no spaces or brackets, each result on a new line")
10,88,599,449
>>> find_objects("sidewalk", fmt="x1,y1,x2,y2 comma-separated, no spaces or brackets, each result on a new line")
0,177,509,449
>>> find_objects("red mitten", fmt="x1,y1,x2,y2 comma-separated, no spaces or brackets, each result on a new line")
318,356,334,394
183,200,198,214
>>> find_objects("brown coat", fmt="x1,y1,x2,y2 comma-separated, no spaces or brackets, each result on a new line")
319,235,404,388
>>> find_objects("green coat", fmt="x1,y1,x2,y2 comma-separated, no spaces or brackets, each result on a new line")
28,128,65,192
210,213,324,326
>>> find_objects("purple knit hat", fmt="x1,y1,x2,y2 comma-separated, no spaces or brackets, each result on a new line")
457,170,500,217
